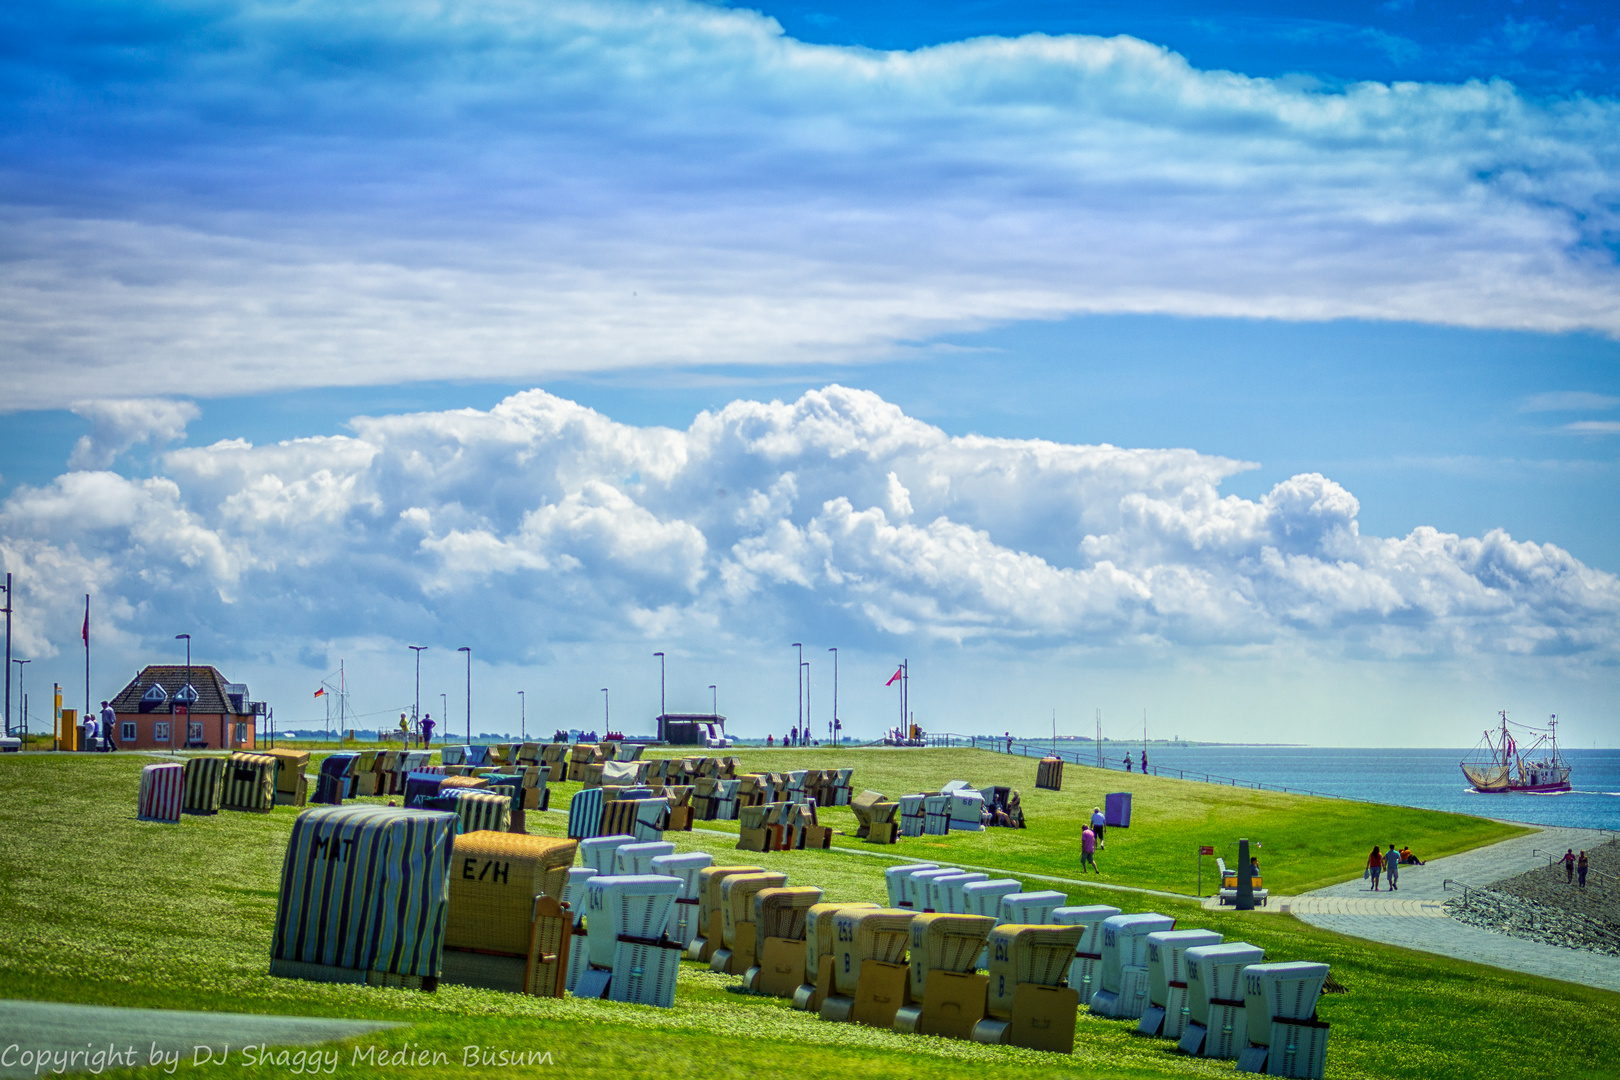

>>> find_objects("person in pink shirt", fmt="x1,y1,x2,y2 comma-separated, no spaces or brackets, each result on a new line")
1081,825,1099,874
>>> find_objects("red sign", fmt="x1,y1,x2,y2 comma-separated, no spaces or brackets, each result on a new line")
1199,846,1214,855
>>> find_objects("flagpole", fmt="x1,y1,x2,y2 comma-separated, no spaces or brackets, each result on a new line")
83,594,90,727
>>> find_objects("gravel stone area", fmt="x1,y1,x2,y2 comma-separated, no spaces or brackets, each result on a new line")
1444,889,1620,958
1486,840,1620,925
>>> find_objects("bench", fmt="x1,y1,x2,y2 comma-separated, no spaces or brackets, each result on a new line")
1214,858,1269,906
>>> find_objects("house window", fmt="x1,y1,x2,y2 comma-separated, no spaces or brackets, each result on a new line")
153,721,171,742
187,721,204,743
121,721,137,742
234,722,248,744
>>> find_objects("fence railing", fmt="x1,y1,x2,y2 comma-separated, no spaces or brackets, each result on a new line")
922,732,1357,803
1531,848,1612,888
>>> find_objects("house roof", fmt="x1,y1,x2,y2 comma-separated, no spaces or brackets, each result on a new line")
111,665,253,716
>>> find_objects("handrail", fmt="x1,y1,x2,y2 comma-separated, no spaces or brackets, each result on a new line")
922,732,1357,803
1531,847,1612,887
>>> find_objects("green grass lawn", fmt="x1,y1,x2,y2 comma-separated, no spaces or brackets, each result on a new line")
623,746,1527,896
0,751,1610,1080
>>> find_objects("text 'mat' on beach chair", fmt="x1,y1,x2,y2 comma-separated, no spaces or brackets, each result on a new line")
971,923,1085,1053
894,913,996,1039
1138,928,1223,1038
1237,962,1332,1079
1178,941,1264,1058
269,805,457,991
685,865,763,963
1091,913,1174,1018
822,908,917,1028
711,871,789,976
1052,905,1120,1004
792,902,879,1013
747,886,825,997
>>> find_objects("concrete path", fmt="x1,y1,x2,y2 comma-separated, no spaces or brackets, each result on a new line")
0,1000,400,1079
1293,825,1620,993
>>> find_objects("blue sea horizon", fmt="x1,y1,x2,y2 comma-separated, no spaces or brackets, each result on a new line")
1061,745,1620,832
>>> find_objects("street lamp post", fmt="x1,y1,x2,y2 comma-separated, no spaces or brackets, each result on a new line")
708,684,717,716
801,660,810,747
174,633,190,754
653,652,665,721
791,642,802,744
600,688,610,731
457,646,471,744
828,647,838,747
409,646,426,727
13,659,29,744
2,572,11,736
518,690,525,740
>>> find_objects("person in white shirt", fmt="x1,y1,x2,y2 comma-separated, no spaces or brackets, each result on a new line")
1090,806,1107,849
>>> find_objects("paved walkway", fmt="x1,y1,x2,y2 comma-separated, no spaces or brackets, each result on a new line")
0,1000,399,1079
1294,825,1620,993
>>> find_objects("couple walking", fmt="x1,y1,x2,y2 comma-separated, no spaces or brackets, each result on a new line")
1365,844,1403,891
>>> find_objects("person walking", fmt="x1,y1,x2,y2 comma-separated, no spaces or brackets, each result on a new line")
420,713,435,747
1384,844,1401,891
398,713,410,746
1081,825,1100,874
1124,754,1133,772
1367,845,1383,890
1577,851,1589,888
1091,805,1107,850
100,701,118,751
1562,849,1576,884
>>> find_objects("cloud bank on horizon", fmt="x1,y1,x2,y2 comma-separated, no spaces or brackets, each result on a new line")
2,387,1614,676
2,0,1618,408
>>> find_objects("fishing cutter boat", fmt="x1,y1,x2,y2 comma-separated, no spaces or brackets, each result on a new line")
1460,712,1571,794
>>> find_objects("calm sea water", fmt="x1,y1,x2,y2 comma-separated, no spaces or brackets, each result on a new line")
1068,745,1620,831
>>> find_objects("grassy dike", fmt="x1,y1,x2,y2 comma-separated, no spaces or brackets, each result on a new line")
0,751,1612,1079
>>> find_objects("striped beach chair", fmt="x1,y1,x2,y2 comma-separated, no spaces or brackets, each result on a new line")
221,752,277,813
138,762,184,823
180,756,225,815
269,804,458,989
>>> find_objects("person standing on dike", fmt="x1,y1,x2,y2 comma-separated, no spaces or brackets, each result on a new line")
1367,845,1383,890
1140,750,1148,772
1577,851,1589,888
1124,754,1132,772
421,713,435,748
1562,849,1576,884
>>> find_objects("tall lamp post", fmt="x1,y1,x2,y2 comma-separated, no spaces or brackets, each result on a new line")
409,645,426,727
2,572,11,736
708,684,717,716
600,688,610,731
791,642,802,744
457,646,471,744
828,647,839,747
653,652,665,720
174,633,191,754
802,660,810,746
518,689,525,740
13,659,29,744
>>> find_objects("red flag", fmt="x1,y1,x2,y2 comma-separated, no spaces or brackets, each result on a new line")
82,603,89,645
885,666,903,686
314,687,326,698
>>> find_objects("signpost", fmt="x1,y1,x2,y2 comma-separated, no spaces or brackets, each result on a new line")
1198,845,1214,896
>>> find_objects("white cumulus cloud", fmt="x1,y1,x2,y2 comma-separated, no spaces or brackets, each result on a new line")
1,386,1615,668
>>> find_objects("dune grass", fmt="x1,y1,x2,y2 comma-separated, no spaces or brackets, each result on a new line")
0,752,1611,1080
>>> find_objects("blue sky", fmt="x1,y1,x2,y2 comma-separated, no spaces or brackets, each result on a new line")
0,0,1616,747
